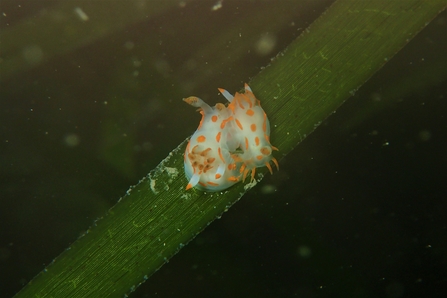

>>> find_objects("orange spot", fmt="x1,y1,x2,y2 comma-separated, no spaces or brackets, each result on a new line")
238,99,245,109
228,176,239,182
256,155,263,160
200,148,211,156
184,141,190,161
186,183,193,190
197,135,206,143
220,116,233,129
207,157,215,164
218,147,225,163
203,165,212,173
255,136,260,146
228,102,236,113
245,137,249,150
261,147,271,155
216,131,221,142
239,163,246,174
197,111,205,130
246,109,254,116
211,115,218,122
207,181,219,186
262,113,267,132
215,173,222,179
235,118,243,130
250,124,256,132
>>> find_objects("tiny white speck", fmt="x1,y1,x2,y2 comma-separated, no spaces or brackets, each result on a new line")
211,0,223,11
64,133,80,147
164,167,179,178
150,179,158,194
74,7,89,21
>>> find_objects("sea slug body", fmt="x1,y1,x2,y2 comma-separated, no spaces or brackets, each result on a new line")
183,84,278,191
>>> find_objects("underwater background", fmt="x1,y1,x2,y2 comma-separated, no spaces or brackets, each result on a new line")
1,1,446,297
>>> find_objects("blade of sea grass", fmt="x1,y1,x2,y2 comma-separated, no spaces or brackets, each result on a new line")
14,0,446,297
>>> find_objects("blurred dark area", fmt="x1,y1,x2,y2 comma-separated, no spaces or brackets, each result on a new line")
0,1,446,297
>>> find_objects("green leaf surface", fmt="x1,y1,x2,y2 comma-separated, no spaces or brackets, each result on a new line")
15,0,446,297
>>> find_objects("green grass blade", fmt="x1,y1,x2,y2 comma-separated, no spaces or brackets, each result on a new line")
15,0,446,297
